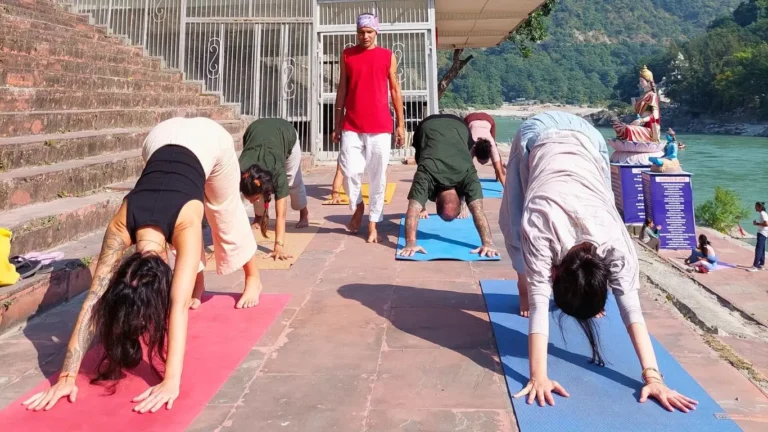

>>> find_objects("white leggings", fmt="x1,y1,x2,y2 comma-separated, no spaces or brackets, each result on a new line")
339,131,391,223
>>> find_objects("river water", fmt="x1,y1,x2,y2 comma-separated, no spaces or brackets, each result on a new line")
494,117,768,235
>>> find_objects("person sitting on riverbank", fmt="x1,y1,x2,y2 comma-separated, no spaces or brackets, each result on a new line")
640,218,661,252
685,234,717,273
464,112,506,187
499,111,698,413
748,201,767,272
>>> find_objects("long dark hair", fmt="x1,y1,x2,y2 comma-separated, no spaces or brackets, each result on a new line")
91,252,172,385
240,164,275,238
552,243,611,366
698,234,711,257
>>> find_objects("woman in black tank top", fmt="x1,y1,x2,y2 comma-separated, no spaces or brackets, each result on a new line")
23,119,263,415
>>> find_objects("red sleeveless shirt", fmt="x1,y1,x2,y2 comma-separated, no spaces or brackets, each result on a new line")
342,45,394,134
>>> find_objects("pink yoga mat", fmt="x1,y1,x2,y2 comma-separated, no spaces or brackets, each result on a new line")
0,293,289,432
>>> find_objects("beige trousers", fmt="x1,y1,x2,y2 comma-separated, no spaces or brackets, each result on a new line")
252,139,307,217
142,117,257,275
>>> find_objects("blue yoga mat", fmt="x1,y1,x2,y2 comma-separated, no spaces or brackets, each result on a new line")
395,216,501,262
480,178,503,198
479,279,741,432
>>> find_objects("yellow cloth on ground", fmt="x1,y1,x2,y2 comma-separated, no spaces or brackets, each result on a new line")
323,183,396,205
205,220,324,271
0,229,20,286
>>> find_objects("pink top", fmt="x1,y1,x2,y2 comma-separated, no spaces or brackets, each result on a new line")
342,45,393,134
467,120,501,163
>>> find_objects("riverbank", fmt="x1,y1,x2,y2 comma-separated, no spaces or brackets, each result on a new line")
441,103,603,120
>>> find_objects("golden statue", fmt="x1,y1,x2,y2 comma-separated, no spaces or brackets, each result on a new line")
613,66,661,143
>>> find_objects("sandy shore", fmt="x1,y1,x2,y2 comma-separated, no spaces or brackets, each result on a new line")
481,103,604,119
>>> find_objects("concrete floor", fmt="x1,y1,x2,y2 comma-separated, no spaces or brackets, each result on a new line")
1,164,768,431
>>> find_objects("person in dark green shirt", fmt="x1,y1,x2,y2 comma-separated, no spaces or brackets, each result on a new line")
399,114,498,258
240,118,309,261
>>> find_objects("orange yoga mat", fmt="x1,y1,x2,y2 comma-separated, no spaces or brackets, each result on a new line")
0,294,289,432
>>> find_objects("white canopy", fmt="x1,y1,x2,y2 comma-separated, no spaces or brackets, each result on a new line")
435,0,545,49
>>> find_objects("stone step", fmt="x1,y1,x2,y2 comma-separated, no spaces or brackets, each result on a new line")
0,106,237,137
0,120,244,170
0,189,126,257
0,148,144,210
9,25,144,57
0,229,102,335
2,68,199,94
0,34,159,71
0,88,222,111
1,3,91,29
1,52,183,83
0,0,89,24
0,11,120,45
0,124,246,209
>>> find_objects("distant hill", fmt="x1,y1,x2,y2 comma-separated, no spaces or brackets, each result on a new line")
440,0,743,108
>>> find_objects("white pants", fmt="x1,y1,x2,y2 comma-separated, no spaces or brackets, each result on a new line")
253,139,307,217
339,131,391,223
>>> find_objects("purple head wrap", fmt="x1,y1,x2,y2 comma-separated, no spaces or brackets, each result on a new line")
357,13,379,32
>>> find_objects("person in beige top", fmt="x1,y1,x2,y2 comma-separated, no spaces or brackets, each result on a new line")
499,112,697,413
23,117,262,414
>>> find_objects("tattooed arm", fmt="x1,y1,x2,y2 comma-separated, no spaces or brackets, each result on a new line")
468,199,499,258
398,199,427,257
23,209,130,411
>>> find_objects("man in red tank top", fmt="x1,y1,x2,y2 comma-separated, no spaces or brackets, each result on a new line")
331,13,405,243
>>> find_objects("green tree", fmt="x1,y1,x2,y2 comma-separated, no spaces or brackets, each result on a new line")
695,187,751,233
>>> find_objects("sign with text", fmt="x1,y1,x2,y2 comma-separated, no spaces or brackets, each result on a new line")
642,171,696,250
611,164,650,224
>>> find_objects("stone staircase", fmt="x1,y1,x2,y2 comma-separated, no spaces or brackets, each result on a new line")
0,0,246,333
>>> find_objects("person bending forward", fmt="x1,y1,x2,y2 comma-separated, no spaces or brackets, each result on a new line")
499,111,697,412
23,117,262,414
398,114,498,259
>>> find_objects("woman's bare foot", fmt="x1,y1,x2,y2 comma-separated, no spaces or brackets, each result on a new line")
295,208,310,228
189,272,205,310
236,276,263,309
518,277,530,318
458,202,470,219
347,202,364,233
419,209,429,219
595,310,606,318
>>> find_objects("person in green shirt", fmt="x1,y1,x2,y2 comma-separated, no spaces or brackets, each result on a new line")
398,114,498,258
239,118,309,261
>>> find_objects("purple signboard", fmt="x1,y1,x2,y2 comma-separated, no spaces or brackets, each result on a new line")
611,164,650,224
642,171,696,250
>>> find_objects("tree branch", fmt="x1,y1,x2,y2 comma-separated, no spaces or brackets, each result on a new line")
437,49,474,100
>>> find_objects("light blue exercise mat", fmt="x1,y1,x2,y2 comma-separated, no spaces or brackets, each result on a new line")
480,178,503,198
395,216,501,262
479,279,741,432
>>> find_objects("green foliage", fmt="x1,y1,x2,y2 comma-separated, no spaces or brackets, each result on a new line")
695,186,751,233
441,0,741,108
619,0,768,119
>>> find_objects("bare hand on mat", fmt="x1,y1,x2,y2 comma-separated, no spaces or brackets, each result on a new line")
22,376,78,411
514,376,570,406
640,382,698,413
329,191,343,204
471,245,498,258
418,209,429,219
399,244,427,257
265,245,293,261
133,379,180,413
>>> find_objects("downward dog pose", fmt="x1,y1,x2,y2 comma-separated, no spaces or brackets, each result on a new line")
239,118,310,261
331,13,405,243
499,111,697,412
465,112,506,187
399,114,498,258
23,117,261,413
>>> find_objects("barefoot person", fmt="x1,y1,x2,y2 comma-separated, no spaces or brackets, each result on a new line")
23,117,262,414
331,12,405,243
465,112,506,187
398,114,498,259
239,118,310,261
499,111,697,412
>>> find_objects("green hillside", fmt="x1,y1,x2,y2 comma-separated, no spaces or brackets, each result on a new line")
440,0,743,108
